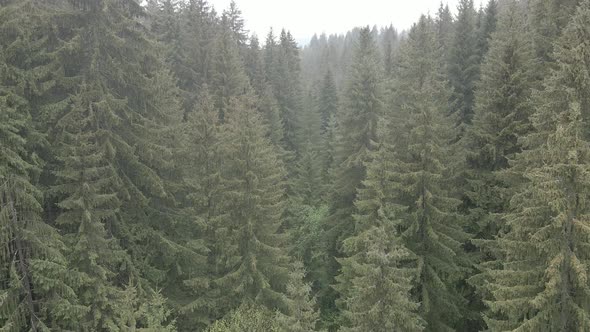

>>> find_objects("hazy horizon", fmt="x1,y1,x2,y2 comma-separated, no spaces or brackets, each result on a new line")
208,0,485,45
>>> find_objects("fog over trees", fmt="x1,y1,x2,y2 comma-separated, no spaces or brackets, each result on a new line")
2,0,590,331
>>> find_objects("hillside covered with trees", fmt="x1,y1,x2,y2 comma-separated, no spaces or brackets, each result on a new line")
2,0,590,330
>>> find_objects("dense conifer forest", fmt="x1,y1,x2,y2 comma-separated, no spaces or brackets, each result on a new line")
2,0,590,330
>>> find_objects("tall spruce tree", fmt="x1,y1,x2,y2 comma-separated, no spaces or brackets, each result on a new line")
210,99,292,316
464,0,537,247
391,16,470,331
318,70,339,135
210,14,251,123
0,1,86,330
174,88,220,330
40,1,185,329
435,3,455,66
482,1,590,329
476,0,498,61
276,261,320,332
448,0,480,134
323,26,383,331
335,140,424,331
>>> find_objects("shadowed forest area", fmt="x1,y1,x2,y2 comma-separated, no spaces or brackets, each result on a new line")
2,0,590,330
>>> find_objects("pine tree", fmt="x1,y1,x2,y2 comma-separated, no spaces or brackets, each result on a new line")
323,26,383,331
476,0,498,61
435,3,454,63
391,16,469,331
482,1,590,329
210,14,251,122
448,0,480,133
318,70,339,135
223,0,248,49
276,261,320,332
210,99,292,316
464,0,537,248
41,1,185,329
0,1,85,330
173,88,220,330
335,141,424,332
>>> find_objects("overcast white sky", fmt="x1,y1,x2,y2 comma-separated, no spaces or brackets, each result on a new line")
208,0,484,45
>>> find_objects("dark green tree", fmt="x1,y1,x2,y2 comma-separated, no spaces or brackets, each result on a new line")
276,261,320,332
435,3,454,63
391,16,469,331
0,2,85,330
335,141,424,332
448,0,479,133
210,99,291,316
210,14,251,122
175,88,220,330
482,2,590,329
476,0,498,61
464,0,537,248
323,26,383,331
318,70,339,134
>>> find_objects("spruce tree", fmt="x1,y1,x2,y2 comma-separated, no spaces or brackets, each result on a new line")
244,35,267,95
40,1,185,329
335,141,424,332
482,1,590,329
318,70,339,135
210,99,292,316
276,261,320,332
181,0,218,89
327,26,383,243
293,92,324,206
391,16,469,331
530,0,582,65
175,88,220,330
476,0,498,61
266,29,304,154
210,14,251,123
435,3,454,63
52,78,135,331
464,0,537,248
0,1,86,330
448,0,480,133
323,26,383,331
223,1,248,49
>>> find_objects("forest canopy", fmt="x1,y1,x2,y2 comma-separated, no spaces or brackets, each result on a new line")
1,0,590,331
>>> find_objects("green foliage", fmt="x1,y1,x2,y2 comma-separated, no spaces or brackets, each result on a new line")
210,101,291,315
335,142,425,332
448,0,480,133
207,304,281,332
322,26,384,330
0,1,83,330
211,15,251,123
476,0,498,61
481,2,590,329
277,261,320,332
391,16,470,331
3,0,590,331
464,0,537,246
327,26,383,247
